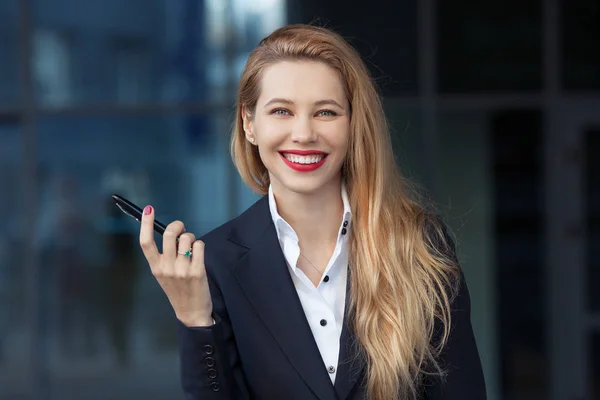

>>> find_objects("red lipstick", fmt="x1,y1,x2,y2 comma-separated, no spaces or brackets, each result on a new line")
279,150,328,172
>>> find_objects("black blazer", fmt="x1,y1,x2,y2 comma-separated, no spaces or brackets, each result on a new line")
176,196,487,399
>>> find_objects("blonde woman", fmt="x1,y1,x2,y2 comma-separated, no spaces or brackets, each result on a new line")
139,24,486,400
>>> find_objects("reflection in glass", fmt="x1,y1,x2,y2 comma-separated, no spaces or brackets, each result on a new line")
34,29,73,107
3,112,258,399
31,0,286,107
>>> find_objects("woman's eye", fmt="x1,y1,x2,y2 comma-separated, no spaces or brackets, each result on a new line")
317,110,337,117
272,108,290,116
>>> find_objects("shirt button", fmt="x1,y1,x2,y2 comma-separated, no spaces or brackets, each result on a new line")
327,365,336,374
341,227,347,235
343,220,348,227
323,275,330,282
320,319,327,326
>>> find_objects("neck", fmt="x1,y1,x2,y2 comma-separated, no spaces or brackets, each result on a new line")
272,179,344,247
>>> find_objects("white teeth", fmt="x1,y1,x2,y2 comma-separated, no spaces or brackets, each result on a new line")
283,153,325,164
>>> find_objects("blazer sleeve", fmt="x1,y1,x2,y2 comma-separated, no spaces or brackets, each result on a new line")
176,266,251,399
424,220,487,400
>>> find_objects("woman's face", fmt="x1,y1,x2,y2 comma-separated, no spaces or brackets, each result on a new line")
243,60,350,197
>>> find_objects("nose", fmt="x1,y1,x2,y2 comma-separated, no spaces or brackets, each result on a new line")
290,117,317,144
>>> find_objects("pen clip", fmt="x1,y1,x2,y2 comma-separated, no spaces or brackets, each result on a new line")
115,202,140,222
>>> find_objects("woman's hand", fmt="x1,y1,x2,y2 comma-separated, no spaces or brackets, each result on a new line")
139,205,213,327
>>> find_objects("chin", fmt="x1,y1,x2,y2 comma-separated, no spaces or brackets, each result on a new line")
266,155,343,196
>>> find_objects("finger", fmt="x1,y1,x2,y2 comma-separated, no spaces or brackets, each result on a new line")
174,232,196,274
177,232,196,257
190,240,206,278
163,220,186,262
139,205,160,266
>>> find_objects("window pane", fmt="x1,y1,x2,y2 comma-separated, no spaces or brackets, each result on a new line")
382,102,428,184
585,129,600,312
0,1,21,107
491,110,546,399
22,112,257,399
0,121,26,397
563,0,600,90
437,1,542,93
33,29,73,107
36,112,250,231
591,332,600,398
287,0,418,95
433,108,502,398
32,0,287,107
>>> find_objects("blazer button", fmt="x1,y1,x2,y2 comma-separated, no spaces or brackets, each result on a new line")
205,356,215,367
203,345,214,355
210,382,220,392
207,368,218,379
327,365,336,374
320,319,327,326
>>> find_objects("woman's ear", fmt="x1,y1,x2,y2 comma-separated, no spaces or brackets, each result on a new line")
241,105,256,144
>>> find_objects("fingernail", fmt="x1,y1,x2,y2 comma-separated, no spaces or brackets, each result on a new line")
143,205,153,215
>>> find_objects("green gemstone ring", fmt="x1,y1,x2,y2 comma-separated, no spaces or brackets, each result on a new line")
177,249,193,258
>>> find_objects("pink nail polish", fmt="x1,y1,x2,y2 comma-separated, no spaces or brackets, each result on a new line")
143,205,153,215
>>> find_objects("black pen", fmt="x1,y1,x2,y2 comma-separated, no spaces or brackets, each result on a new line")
112,194,168,236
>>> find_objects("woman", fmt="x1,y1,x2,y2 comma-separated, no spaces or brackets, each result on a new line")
139,24,486,399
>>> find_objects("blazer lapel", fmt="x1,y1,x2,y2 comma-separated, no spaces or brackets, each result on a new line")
227,197,338,400
334,274,366,400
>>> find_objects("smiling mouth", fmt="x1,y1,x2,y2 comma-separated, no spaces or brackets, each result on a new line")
279,152,328,164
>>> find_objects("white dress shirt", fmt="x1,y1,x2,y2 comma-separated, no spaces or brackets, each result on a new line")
268,183,352,384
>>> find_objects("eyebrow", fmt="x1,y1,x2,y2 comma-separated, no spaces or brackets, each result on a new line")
263,98,345,109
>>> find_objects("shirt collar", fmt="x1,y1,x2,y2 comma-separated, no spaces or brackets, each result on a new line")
268,182,352,242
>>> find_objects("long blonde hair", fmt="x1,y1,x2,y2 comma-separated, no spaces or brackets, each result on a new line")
230,24,460,400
